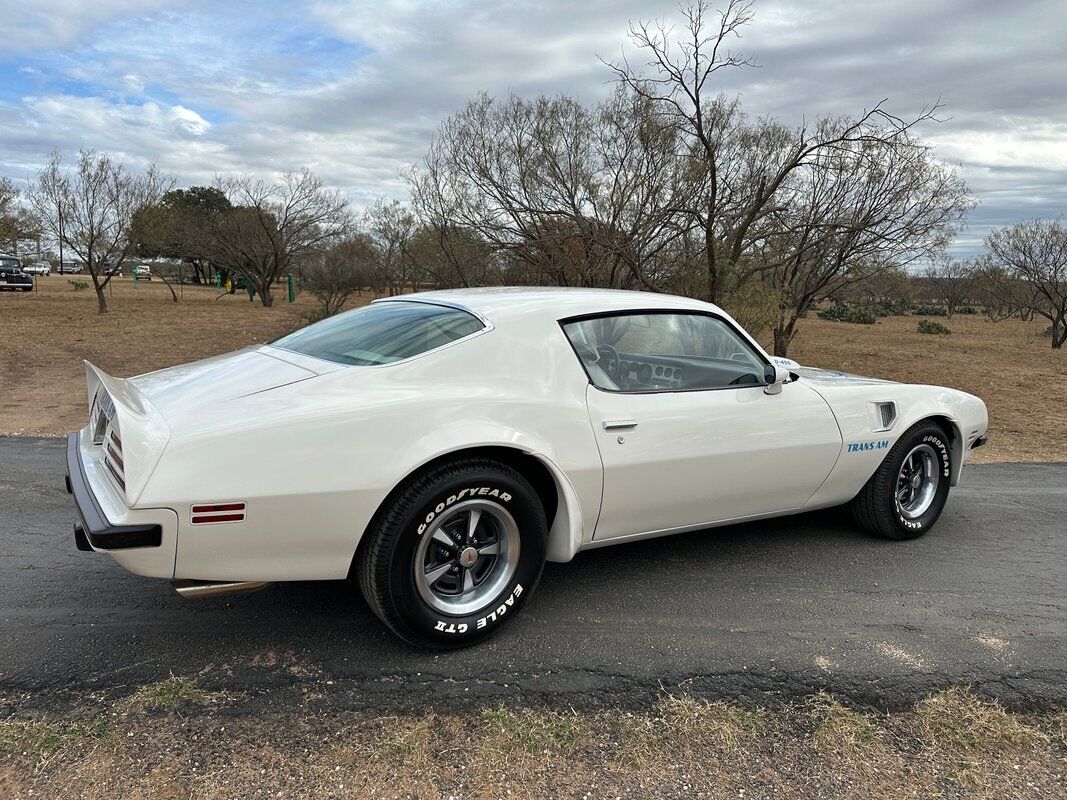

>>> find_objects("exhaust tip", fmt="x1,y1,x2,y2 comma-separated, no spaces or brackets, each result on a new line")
171,579,272,599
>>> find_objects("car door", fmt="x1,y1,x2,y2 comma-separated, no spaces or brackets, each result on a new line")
562,310,842,542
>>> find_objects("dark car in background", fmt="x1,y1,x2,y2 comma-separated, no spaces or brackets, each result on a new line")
0,255,33,292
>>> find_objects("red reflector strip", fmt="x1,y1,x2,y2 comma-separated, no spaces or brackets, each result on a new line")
191,501,246,525
192,503,245,513
192,513,245,524
105,459,126,490
106,443,124,470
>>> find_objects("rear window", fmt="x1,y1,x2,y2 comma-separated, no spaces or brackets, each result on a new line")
272,301,485,366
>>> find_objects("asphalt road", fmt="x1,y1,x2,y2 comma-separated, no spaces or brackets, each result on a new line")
2,436,1064,712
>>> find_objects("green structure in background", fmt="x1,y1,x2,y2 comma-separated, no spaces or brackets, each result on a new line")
288,274,295,303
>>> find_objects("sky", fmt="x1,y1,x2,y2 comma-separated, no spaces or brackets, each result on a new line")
1,0,1065,256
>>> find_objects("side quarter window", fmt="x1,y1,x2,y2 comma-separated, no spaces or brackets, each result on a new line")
562,312,766,392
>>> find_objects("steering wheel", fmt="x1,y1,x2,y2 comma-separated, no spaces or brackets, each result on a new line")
596,344,623,382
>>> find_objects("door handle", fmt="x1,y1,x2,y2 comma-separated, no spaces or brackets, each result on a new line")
602,418,638,430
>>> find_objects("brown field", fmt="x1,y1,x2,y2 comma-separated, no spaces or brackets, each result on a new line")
1,686,1064,799
1,277,1063,462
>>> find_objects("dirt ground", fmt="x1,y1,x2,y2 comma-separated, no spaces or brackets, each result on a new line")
1,685,1064,799
1,277,1063,462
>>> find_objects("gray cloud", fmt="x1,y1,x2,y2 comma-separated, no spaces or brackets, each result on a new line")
1,0,1064,255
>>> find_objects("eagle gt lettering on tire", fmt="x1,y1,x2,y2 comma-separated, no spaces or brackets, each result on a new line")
356,458,547,648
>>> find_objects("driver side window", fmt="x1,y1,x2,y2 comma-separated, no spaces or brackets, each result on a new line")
562,312,766,392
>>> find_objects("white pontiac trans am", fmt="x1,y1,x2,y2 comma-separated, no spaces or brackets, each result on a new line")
66,288,988,647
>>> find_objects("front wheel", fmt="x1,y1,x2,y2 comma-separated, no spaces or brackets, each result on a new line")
850,421,952,540
357,458,548,648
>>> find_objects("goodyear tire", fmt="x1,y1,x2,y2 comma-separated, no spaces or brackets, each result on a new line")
850,421,952,540
357,458,547,648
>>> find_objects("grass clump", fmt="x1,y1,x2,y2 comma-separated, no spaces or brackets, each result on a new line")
122,676,217,711
68,279,89,291
0,718,111,762
623,693,764,762
369,715,436,768
915,687,1048,754
480,705,585,755
808,691,880,752
917,318,951,335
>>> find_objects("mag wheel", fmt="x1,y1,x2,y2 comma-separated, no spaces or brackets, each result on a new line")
357,458,547,648
850,421,952,540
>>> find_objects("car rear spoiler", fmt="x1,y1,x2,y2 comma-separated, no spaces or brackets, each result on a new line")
84,361,170,505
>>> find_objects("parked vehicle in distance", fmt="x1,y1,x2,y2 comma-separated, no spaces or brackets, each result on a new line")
23,261,52,277
0,255,33,291
101,262,122,277
60,261,84,274
66,288,989,648
133,265,152,281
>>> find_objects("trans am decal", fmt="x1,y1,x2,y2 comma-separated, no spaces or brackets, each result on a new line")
847,439,890,453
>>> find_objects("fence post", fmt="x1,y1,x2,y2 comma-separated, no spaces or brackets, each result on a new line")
288,274,295,303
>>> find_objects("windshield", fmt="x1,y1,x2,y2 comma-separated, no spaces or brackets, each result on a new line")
272,301,485,366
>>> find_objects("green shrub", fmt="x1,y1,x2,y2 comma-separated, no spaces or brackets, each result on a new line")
913,304,948,317
1038,324,1053,338
957,306,978,315
917,319,951,335
68,279,89,291
817,302,876,324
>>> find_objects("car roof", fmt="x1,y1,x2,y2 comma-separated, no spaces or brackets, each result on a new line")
377,287,720,325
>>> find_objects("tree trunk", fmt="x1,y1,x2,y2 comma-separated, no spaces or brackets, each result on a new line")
1052,316,1066,349
95,285,109,314
772,317,798,357
259,285,274,307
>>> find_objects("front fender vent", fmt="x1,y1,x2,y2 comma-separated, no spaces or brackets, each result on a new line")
876,402,897,430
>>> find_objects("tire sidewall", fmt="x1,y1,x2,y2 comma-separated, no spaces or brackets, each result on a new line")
886,426,951,537
386,468,546,646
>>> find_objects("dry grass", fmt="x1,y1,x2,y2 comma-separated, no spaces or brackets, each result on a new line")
780,312,1066,462
915,686,1049,754
1,686,1064,799
119,676,223,712
0,277,359,436
808,691,881,752
1,279,1064,461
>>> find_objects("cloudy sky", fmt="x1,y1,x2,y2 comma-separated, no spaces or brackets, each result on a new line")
2,0,1065,255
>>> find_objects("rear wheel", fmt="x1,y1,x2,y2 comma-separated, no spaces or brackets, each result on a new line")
357,458,547,648
850,421,952,540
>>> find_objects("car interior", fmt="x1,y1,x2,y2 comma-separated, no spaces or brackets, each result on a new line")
564,313,768,392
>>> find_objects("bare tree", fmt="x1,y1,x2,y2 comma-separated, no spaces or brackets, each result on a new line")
28,150,171,314
607,0,944,305
923,255,976,316
0,178,40,255
209,169,350,306
982,219,1067,347
405,223,497,289
761,136,969,355
407,88,690,289
301,234,378,316
364,198,418,295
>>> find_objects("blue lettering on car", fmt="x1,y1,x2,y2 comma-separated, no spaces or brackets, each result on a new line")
847,439,890,453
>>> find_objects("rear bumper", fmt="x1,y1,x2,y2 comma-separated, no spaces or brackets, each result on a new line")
65,432,162,550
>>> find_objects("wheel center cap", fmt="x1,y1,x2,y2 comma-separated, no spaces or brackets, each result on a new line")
912,474,922,489
458,547,479,568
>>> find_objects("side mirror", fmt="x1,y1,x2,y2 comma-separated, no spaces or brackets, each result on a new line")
763,364,789,395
